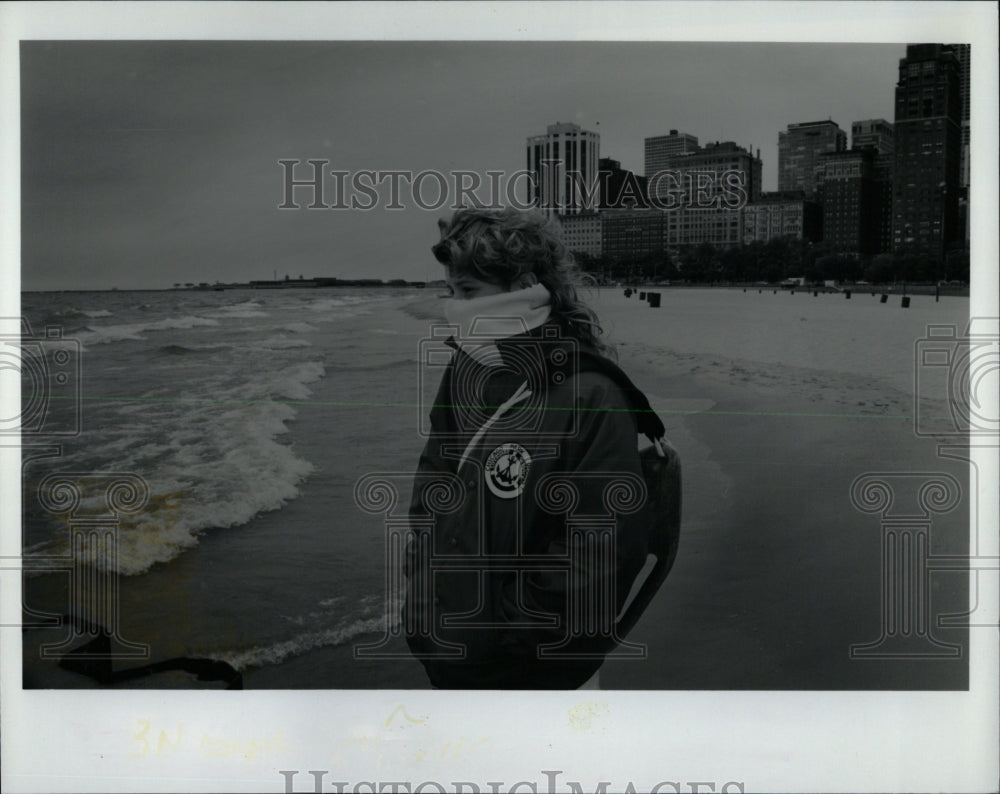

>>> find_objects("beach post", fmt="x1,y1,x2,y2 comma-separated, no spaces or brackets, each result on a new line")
901,296,911,308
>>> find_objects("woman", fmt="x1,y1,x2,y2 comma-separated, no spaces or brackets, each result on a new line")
403,207,676,689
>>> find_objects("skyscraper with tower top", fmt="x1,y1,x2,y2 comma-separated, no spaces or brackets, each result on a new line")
525,121,601,216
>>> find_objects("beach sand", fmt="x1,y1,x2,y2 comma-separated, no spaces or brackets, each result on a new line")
249,287,969,690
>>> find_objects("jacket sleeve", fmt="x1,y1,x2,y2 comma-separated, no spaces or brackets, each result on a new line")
402,367,456,648
496,373,648,657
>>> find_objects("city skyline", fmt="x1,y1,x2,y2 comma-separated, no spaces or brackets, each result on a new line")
20,41,914,290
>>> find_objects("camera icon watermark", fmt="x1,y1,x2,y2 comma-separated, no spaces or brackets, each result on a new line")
417,320,578,441
914,318,999,439
0,318,81,437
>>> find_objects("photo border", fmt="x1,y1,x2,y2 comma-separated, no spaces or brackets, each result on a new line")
2,2,997,792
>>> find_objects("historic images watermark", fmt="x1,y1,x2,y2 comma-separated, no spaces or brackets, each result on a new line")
277,160,750,213
848,472,964,659
353,467,648,661
25,470,153,662
912,319,999,441
848,318,999,659
416,322,581,441
278,770,746,794
1,318,81,438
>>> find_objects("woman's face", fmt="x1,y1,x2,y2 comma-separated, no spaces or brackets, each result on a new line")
445,271,509,300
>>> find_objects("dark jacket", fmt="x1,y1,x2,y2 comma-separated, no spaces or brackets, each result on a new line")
403,322,666,688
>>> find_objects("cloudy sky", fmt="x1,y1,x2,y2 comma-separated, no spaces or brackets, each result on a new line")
21,40,906,290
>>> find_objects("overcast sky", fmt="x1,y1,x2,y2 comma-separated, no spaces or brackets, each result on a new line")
21,41,905,290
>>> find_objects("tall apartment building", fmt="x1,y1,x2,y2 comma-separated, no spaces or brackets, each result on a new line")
777,120,847,199
947,43,970,188
947,43,971,243
558,212,602,257
601,209,668,263
892,44,962,261
600,140,763,261
644,141,762,206
742,191,822,245
525,122,601,216
644,130,699,177
852,119,895,154
598,157,649,209
852,119,895,254
661,141,762,251
820,148,876,256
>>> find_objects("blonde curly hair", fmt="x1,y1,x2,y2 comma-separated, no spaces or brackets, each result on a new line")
431,207,612,357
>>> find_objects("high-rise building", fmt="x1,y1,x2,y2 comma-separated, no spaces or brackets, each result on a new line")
947,43,971,243
558,212,602,257
777,120,847,198
947,43,970,188
820,148,876,256
892,44,962,262
598,157,649,209
601,209,668,264
645,141,762,205
852,119,895,155
852,119,895,254
662,141,761,250
742,191,822,245
644,130,699,177
622,140,761,253
525,122,601,216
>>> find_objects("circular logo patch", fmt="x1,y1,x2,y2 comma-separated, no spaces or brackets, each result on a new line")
484,443,532,500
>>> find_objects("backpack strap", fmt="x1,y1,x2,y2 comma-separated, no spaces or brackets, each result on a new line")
575,350,681,646
577,351,669,452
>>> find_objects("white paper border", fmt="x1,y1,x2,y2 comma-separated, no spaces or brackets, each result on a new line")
1,3,997,793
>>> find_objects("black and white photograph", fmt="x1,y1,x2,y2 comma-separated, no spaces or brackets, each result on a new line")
2,2,998,793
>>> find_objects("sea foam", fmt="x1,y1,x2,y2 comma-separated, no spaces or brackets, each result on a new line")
24,358,328,576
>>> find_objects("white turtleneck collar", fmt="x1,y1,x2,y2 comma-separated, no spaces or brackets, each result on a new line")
442,283,552,366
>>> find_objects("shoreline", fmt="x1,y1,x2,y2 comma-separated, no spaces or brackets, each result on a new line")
20,282,971,299
21,289,970,689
